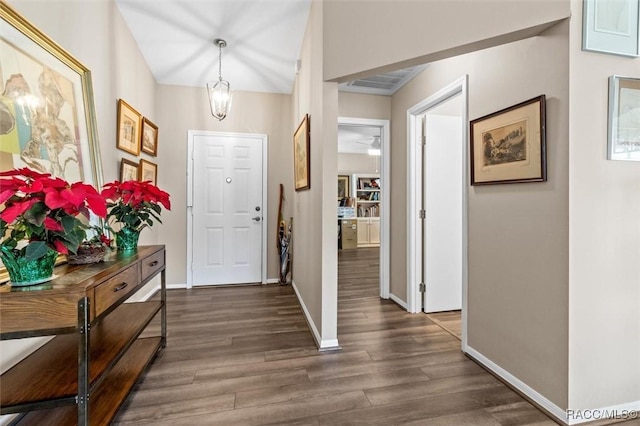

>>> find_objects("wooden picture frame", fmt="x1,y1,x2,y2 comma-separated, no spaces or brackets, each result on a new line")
139,159,157,185
120,158,139,182
0,3,103,186
0,3,104,282
293,114,310,191
608,75,640,161
338,175,350,199
141,117,158,156
116,99,141,156
582,0,640,57
470,95,547,185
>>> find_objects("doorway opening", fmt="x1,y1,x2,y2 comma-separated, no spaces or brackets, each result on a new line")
407,76,469,350
337,117,390,303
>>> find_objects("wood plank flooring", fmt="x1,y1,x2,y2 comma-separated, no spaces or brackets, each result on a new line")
113,248,637,425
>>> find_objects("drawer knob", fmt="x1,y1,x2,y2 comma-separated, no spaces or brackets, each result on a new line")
113,282,128,292
149,261,159,267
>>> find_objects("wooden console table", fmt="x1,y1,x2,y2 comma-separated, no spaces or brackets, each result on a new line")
0,245,166,425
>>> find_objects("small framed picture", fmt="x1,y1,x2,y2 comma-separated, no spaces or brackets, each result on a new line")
470,95,547,185
608,75,640,161
120,158,139,182
141,117,158,156
139,159,158,185
294,114,310,191
116,99,142,155
582,0,639,57
338,175,350,199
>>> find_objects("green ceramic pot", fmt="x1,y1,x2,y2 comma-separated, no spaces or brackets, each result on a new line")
115,226,140,251
0,247,58,287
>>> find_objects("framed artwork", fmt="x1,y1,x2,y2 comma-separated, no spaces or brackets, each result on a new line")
608,75,640,161
116,99,141,155
139,159,157,185
141,117,158,156
0,3,103,186
0,3,103,282
293,114,310,191
582,0,639,57
338,175,350,199
470,95,547,185
120,158,139,182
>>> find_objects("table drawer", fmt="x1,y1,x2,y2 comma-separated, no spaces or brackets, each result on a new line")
141,250,164,282
94,264,139,317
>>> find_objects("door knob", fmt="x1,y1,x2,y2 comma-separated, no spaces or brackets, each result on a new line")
252,216,261,222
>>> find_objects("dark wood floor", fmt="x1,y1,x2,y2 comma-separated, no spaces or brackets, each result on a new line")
113,248,636,425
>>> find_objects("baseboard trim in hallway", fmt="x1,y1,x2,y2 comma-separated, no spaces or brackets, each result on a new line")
291,279,340,351
465,346,567,425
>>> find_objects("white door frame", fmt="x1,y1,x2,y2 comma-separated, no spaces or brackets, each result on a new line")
406,75,469,350
338,117,390,299
186,130,268,288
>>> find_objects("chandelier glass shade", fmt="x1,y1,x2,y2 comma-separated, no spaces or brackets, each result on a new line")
206,39,232,121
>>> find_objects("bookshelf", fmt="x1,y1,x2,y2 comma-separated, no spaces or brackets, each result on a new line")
354,175,380,247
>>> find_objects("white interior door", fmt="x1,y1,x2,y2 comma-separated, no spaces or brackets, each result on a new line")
423,93,463,312
191,133,264,285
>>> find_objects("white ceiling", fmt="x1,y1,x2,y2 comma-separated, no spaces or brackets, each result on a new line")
115,0,420,156
115,0,425,97
115,0,312,94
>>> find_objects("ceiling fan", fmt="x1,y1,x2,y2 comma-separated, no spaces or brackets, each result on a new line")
355,135,381,156
355,135,381,149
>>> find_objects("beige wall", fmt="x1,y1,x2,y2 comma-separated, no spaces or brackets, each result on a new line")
323,0,570,82
156,87,293,285
390,21,571,408
568,0,640,410
338,92,391,120
338,153,379,176
291,0,339,346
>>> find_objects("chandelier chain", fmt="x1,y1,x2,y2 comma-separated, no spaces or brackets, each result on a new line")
218,42,223,81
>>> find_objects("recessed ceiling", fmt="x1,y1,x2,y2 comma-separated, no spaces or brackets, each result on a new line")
115,0,311,94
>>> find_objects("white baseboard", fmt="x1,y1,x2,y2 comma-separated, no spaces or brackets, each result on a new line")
266,278,280,284
467,346,640,425
466,346,567,424
167,283,187,290
291,280,340,351
136,284,161,301
389,292,408,310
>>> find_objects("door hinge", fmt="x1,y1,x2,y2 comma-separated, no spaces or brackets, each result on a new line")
419,282,426,293
419,210,426,219
421,135,426,145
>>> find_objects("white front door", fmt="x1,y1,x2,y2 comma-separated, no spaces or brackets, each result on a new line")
422,93,463,312
190,132,264,286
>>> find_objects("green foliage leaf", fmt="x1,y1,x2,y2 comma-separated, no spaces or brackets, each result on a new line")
24,241,49,261
23,202,48,227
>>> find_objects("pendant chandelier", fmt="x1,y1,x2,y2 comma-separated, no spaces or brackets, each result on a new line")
206,38,232,121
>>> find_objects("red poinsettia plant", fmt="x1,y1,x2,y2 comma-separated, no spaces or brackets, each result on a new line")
0,168,107,260
101,180,171,232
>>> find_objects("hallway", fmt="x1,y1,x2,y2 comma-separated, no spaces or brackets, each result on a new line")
113,250,559,425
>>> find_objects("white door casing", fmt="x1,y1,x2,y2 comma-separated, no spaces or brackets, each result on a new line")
187,131,268,287
338,117,390,299
407,76,469,350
